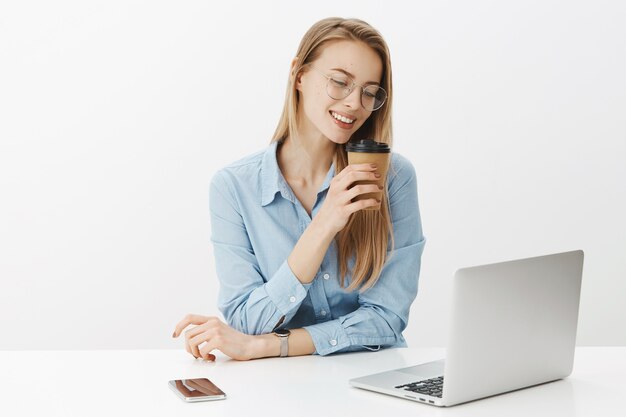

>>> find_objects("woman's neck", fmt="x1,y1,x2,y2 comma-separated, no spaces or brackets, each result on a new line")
277,133,336,188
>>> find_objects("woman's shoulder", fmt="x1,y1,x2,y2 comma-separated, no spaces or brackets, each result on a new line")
385,151,419,199
389,152,417,182
211,147,267,185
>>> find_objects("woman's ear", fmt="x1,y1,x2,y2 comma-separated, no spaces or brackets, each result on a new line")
290,57,298,77
291,57,303,90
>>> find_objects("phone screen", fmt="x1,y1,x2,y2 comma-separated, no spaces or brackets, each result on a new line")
169,378,227,402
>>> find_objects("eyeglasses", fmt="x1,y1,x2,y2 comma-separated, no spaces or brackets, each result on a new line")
309,67,387,112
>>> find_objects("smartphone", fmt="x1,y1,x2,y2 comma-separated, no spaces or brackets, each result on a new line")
168,378,227,402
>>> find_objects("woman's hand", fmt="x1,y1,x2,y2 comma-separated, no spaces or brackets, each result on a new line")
316,163,382,234
172,314,261,361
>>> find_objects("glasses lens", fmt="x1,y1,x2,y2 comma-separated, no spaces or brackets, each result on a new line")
326,75,352,100
324,71,387,111
361,85,387,111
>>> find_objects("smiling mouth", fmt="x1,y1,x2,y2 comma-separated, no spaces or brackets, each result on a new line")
330,111,355,124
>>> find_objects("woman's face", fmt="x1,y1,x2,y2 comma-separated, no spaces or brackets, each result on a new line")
296,40,383,145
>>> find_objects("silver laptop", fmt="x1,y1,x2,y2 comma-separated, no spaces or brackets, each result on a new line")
349,250,584,407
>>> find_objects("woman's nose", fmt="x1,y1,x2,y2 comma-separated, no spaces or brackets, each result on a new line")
342,86,362,109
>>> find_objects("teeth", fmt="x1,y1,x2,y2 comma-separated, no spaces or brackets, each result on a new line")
331,111,354,124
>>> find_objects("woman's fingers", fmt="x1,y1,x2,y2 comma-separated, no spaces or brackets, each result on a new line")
333,164,376,189
316,163,385,234
340,165,377,181
335,172,381,199
188,329,215,358
172,314,210,338
172,315,228,361
335,164,377,181
189,329,221,361
346,198,380,214
199,340,220,361
185,324,212,358
345,183,383,201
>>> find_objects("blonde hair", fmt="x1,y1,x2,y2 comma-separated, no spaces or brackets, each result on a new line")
271,17,395,292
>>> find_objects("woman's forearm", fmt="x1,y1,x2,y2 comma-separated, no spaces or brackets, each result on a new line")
255,207,337,358
287,217,337,284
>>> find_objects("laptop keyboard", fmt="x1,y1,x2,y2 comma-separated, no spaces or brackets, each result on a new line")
395,376,444,398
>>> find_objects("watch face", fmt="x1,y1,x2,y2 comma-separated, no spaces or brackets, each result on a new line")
274,328,291,336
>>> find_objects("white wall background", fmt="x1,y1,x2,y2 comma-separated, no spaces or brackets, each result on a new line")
1,0,625,350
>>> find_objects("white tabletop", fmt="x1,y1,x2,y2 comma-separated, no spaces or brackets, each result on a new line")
1,347,625,416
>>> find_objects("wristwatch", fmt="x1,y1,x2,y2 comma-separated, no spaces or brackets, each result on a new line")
273,328,291,357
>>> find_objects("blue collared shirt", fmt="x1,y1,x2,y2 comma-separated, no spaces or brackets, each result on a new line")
209,141,426,355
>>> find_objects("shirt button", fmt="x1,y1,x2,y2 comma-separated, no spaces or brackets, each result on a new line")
289,296,296,303
320,310,327,316
323,273,330,280
329,339,337,346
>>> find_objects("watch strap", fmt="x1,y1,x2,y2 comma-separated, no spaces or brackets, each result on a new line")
279,334,289,357
274,330,290,357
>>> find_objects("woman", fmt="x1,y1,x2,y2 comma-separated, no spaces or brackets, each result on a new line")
173,17,425,361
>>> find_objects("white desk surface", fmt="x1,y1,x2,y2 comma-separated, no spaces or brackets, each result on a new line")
1,347,625,416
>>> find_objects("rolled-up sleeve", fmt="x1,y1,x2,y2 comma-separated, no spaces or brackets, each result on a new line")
210,171,311,335
304,155,426,355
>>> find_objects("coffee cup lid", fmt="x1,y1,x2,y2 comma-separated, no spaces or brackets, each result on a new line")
345,139,391,153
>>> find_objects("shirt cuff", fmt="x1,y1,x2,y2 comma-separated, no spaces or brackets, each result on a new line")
264,260,311,317
303,320,351,356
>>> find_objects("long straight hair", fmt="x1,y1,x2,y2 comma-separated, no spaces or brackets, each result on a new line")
271,17,394,291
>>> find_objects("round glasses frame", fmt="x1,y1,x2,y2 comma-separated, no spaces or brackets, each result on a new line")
309,67,387,112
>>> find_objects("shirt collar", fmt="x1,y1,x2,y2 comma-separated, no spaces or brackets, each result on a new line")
260,140,336,207
260,141,282,206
